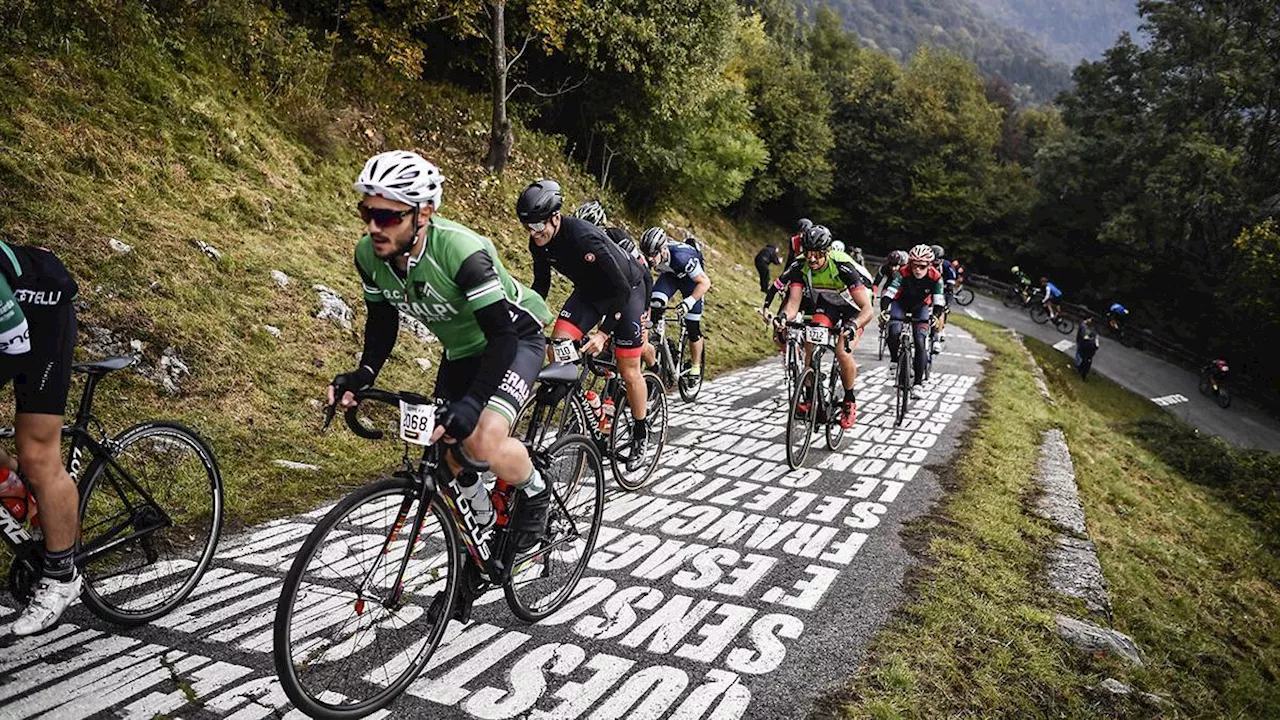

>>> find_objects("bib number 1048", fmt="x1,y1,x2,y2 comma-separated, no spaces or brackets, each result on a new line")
400,401,436,445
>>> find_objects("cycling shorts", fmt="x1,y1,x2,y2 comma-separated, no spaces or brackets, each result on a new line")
812,295,859,327
554,281,648,358
0,301,77,416
433,331,545,424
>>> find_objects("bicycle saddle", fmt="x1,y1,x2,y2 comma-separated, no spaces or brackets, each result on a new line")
72,356,136,375
537,362,580,384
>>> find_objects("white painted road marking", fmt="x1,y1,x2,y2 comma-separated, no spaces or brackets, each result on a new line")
1053,340,1074,353
1151,394,1189,407
963,308,983,321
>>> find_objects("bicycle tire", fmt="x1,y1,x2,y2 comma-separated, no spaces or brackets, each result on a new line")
955,287,974,306
1001,289,1021,308
1198,372,1211,396
608,372,669,491
877,326,886,361
273,476,460,720
504,433,605,622
824,360,846,451
77,420,223,626
1029,305,1050,324
677,336,705,403
785,368,818,469
513,384,591,452
1054,316,1076,334
1216,387,1231,409
895,334,913,427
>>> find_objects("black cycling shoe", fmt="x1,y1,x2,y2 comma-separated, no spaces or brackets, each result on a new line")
626,428,649,472
427,588,473,625
509,488,552,558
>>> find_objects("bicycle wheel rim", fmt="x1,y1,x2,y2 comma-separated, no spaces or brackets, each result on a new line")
825,372,845,450
1217,389,1231,409
786,368,816,469
273,479,458,719
609,373,668,491
678,340,704,402
505,434,604,621
896,345,911,426
78,421,223,625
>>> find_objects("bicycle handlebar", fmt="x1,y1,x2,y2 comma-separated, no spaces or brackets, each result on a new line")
322,389,490,473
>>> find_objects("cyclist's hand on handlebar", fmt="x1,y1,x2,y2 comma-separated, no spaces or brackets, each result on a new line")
434,396,482,444
680,296,697,313
328,367,374,410
582,331,609,356
879,311,890,326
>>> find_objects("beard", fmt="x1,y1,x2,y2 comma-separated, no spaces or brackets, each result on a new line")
371,230,416,260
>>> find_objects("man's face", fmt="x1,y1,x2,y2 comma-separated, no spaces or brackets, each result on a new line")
360,195,426,260
527,213,561,246
648,245,670,268
910,261,930,278
805,250,828,270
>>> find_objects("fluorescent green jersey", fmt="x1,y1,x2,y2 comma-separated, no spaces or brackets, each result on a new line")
355,216,552,360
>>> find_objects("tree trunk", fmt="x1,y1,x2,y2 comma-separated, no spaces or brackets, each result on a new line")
484,0,514,174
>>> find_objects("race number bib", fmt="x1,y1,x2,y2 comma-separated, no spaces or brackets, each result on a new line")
805,325,830,346
552,341,581,364
399,401,436,445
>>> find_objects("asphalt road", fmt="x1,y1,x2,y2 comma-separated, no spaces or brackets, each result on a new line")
963,292,1280,451
1,329,987,719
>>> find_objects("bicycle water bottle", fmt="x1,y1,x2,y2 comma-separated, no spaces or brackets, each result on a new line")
585,390,603,423
0,466,36,524
600,397,615,433
490,478,515,528
456,472,495,531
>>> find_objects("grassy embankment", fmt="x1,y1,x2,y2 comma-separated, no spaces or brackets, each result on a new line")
0,41,779,530
829,318,1280,719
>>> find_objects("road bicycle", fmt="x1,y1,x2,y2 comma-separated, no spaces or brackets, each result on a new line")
652,304,705,402
1198,365,1232,409
1001,284,1034,308
877,317,888,361
273,386,604,719
513,338,668,491
1105,316,1138,347
785,319,856,469
953,284,974,306
1029,297,1076,334
1,356,223,625
892,316,927,427
780,319,805,403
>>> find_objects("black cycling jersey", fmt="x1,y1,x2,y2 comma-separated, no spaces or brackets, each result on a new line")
531,216,645,334
605,225,653,299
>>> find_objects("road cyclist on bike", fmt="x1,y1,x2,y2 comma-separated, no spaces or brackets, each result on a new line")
930,244,956,353
640,226,711,383
521,180,654,470
882,244,946,399
874,250,908,302
1107,302,1128,332
331,151,556,622
766,225,874,428
1038,276,1064,318
0,238,81,636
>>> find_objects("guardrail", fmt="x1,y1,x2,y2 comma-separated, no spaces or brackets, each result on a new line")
862,254,1278,413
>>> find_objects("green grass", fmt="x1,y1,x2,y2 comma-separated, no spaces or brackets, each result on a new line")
831,317,1280,719
0,32,779,530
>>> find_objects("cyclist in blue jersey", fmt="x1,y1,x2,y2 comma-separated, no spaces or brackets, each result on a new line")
931,244,956,352
639,228,711,379
1108,302,1128,328
1039,276,1063,318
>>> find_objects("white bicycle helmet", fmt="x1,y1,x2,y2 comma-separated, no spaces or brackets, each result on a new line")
572,200,608,227
354,151,445,208
831,240,845,253
908,244,935,263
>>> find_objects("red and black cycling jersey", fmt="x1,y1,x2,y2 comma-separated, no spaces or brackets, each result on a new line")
881,265,945,312
530,216,646,334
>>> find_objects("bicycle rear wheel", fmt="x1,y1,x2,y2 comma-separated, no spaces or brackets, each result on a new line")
1029,305,1050,324
824,365,846,451
608,372,669,491
785,368,818,469
955,287,974,306
877,326,886,361
1216,387,1231,409
505,433,605,621
273,476,459,720
77,421,223,625
895,339,912,427
1001,289,1021,308
1053,316,1076,334
513,385,590,452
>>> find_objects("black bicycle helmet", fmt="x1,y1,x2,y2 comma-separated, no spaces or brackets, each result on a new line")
929,244,945,260
516,179,564,224
801,225,833,252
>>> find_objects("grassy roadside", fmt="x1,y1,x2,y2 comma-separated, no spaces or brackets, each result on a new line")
827,317,1280,719
0,33,778,532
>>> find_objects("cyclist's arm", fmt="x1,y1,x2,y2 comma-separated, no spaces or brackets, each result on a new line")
778,283,804,321
880,273,903,312
530,241,552,299
931,276,946,316
0,275,30,356
355,260,397,376
454,250,521,432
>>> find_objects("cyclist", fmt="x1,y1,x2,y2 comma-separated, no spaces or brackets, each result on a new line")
882,244,945,399
931,244,957,352
1107,302,1129,332
572,200,651,295
522,181,653,470
0,239,82,635
875,250,908,301
784,218,813,268
768,225,873,428
1039,276,1063,317
951,258,965,288
332,151,554,621
640,227,711,381
1011,265,1033,293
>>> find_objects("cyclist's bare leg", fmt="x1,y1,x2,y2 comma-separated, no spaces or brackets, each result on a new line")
690,338,704,367
454,409,532,487
15,413,77,552
835,337,857,391
617,354,647,422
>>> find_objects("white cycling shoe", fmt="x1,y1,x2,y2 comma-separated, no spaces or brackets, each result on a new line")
910,385,923,400
9,573,81,636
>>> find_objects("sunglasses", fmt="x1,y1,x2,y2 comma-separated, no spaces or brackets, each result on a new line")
911,262,930,269
526,221,548,232
357,203,415,227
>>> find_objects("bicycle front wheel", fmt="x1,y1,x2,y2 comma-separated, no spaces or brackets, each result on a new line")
1029,305,1050,324
273,476,460,719
877,327,886,361
785,368,818,469
1053,316,1076,334
895,342,912,427
608,372,669,491
505,433,605,622
77,421,223,625
825,369,846,451
955,287,974,306
1216,387,1231,409
677,334,705,403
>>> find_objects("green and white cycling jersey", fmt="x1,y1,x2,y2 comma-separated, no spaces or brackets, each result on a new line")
0,273,30,355
355,216,552,360
777,250,868,304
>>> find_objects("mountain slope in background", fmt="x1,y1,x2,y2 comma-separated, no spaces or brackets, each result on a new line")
805,0,1074,102
969,0,1144,64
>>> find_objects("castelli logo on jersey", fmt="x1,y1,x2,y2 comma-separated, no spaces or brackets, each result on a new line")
584,253,595,263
